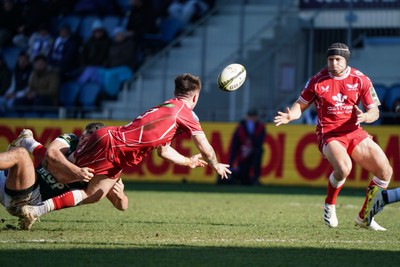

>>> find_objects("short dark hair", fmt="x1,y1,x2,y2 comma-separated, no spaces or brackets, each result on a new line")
85,122,105,134
174,73,201,97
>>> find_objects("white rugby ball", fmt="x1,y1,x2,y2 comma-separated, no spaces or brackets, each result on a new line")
217,63,246,92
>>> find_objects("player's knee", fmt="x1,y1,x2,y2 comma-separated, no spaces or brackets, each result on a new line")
381,164,393,182
335,163,352,178
12,147,30,161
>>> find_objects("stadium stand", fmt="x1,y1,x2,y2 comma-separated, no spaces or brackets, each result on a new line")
78,82,102,110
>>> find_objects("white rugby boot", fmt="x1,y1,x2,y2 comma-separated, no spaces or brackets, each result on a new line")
324,203,338,228
354,215,386,231
18,205,40,230
8,129,33,150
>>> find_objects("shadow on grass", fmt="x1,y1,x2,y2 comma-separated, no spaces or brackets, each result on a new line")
0,245,398,267
123,181,366,197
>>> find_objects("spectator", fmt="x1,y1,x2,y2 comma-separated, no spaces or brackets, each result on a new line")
228,109,266,185
14,55,60,109
49,24,81,81
27,24,54,61
0,51,32,112
77,19,111,84
81,20,111,67
107,27,136,70
0,0,22,48
12,0,55,49
125,0,158,40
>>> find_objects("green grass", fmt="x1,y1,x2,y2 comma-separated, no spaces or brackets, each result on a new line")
1,182,400,267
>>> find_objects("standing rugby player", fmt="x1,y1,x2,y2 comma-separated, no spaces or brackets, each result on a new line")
274,43,393,231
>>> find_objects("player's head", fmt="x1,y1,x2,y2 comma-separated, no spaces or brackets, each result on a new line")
326,42,350,62
326,43,350,76
174,73,202,109
77,122,106,151
84,122,105,135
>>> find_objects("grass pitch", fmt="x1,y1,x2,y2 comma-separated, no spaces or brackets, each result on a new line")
1,182,400,267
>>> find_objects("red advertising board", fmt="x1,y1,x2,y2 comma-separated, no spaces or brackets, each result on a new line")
0,118,398,188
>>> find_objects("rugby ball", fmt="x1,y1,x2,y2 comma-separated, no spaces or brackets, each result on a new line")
217,63,246,92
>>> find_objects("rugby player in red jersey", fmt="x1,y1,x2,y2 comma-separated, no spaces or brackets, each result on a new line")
19,73,231,229
274,43,393,231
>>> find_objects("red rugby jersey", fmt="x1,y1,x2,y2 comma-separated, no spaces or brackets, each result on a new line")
74,98,204,172
298,66,380,136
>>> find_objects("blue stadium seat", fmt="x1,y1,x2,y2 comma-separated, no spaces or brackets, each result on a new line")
98,66,133,98
59,81,82,107
144,17,184,50
1,46,21,68
102,16,121,36
78,82,102,109
80,16,100,41
59,15,82,33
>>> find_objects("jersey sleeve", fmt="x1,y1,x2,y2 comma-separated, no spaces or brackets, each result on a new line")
360,76,380,110
298,79,316,105
177,107,205,136
56,133,79,156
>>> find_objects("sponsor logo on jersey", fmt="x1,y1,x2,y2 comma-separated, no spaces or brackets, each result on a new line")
321,85,329,93
37,166,65,190
346,83,359,91
332,93,348,107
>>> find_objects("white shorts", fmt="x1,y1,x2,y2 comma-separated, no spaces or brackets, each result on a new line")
0,171,42,217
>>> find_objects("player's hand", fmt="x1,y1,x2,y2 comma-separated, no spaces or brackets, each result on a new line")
112,178,126,199
188,154,207,168
215,163,232,179
274,107,291,126
77,167,94,182
354,105,366,125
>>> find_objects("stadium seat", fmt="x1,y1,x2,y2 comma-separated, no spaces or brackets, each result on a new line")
80,16,100,41
102,16,121,36
59,81,82,107
1,46,21,68
78,82,102,109
98,66,133,98
59,15,82,33
143,17,184,50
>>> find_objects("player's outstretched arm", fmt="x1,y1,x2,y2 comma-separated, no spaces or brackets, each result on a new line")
157,145,207,168
274,101,307,126
191,134,231,179
45,139,94,183
106,178,128,211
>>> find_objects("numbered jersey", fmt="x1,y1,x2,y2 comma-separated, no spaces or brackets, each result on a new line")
74,98,205,178
36,133,87,200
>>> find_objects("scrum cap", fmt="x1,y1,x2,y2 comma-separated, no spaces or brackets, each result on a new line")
326,43,350,62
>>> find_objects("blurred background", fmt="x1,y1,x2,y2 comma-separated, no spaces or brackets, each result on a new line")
0,0,398,123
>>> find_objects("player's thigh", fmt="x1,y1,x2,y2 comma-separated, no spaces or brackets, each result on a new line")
323,140,352,176
82,175,117,204
351,137,392,180
6,148,36,190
